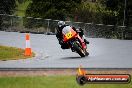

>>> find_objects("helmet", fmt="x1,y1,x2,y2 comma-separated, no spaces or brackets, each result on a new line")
58,21,65,27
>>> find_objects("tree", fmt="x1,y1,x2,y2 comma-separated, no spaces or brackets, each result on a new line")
99,0,129,25
0,0,16,14
0,0,16,30
26,0,81,20
106,0,119,11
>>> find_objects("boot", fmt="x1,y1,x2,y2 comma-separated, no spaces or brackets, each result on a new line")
61,43,69,49
84,39,89,44
82,35,89,44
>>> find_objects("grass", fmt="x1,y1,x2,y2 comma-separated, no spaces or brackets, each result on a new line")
0,75,131,88
0,45,34,60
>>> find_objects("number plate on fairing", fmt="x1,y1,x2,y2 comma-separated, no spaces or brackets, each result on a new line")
65,32,73,39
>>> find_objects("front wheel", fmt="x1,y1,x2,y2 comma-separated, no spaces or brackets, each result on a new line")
72,41,85,57
84,49,89,56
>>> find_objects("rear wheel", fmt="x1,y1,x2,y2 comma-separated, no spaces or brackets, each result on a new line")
72,41,85,57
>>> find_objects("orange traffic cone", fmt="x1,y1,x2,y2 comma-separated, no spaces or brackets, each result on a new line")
24,33,32,56
78,65,86,75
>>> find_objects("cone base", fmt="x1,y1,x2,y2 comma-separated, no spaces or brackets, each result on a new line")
25,48,32,56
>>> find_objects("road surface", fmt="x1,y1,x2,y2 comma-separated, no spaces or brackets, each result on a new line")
0,31,132,68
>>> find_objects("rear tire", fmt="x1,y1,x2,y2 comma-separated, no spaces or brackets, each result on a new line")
72,41,85,57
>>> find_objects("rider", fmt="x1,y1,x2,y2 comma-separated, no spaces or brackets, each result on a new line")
56,21,89,49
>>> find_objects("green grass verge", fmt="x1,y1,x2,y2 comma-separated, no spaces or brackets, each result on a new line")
0,76,131,88
0,45,34,60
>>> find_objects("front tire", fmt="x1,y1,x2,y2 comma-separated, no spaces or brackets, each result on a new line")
84,49,89,56
72,41,85,57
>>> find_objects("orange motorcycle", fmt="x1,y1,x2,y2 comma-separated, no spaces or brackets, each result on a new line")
62,26,89,57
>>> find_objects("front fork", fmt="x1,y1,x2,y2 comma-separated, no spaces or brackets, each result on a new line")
69,39,85,53
77,35,87,49
69,41,76,52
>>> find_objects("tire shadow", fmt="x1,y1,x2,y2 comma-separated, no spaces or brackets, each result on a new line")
61,56,84,60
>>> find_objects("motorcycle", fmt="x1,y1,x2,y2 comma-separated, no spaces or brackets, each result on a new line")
62,26,89,57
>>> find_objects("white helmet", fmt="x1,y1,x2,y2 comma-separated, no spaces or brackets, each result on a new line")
58,21,65,27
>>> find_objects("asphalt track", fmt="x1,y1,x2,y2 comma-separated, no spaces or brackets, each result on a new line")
0,31,132,68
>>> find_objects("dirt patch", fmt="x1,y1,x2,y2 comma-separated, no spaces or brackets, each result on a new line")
0,69,132,77
0,69,76,77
